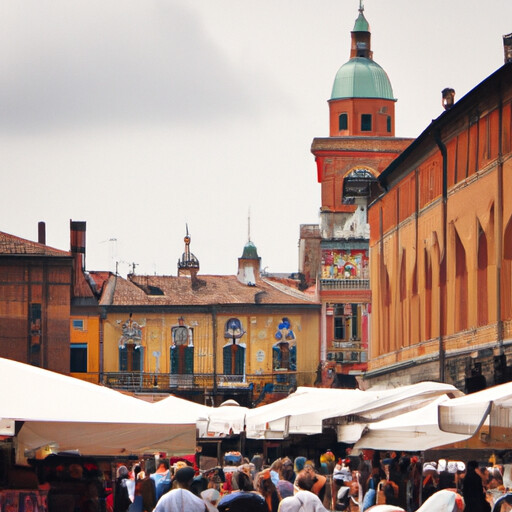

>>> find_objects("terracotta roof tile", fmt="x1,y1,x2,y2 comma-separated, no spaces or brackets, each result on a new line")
0,231,71,257
100,274,319,307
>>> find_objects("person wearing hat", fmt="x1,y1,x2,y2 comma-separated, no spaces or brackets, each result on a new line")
154,467,204,512
421,462,438,503
201,488,221,512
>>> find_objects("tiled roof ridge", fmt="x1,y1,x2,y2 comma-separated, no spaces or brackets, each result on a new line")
260,277,318,303
0,230,71,257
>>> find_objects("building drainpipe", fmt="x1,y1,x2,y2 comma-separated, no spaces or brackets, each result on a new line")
212,306,218,404
496,84,504,355
434,129,448,383
321,301,327,363
99,307,106,383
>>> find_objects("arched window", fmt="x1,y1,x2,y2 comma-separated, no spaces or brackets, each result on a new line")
455,229,468,331
272,318,297,371
339,113,348,131
223,318,246,375
119,345,144,371
343,168,377,200
361,114,372,131
170,320,194,375
118,314,144,371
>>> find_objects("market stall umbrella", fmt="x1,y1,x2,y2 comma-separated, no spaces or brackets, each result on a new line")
352,395,473,452
0,357,196,459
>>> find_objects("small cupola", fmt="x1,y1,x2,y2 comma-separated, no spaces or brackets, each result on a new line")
350,2,372,59
237,240,261,286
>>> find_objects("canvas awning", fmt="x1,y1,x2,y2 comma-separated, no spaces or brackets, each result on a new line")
246,382,461,441
204,400,248,437
330,381,463,444
0,358,197,459
245,387,371,439
438,381,512,437
352,395,473,451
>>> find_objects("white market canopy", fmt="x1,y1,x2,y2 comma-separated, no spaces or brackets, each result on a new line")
245,382,461,441
330,381,463,444
152,398,249,438
245,387,371,439
352,395,473,452
204,399,249,437
0,358,197,458
438,380,512,436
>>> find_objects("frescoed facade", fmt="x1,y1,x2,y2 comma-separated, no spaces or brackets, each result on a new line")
97,234,320,405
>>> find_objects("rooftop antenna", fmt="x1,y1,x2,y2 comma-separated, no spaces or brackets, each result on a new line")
248,208,251,242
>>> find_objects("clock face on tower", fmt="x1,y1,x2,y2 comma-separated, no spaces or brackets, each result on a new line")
174,326,188,345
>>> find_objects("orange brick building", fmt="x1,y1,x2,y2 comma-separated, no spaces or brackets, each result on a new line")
302,5,411,385
0,224,74,372
366,53,512,391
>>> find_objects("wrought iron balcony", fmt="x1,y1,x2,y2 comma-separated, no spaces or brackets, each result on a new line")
320,278,370,290
102,371,310,396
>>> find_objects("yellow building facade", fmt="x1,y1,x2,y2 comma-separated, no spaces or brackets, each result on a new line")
96,239,320,405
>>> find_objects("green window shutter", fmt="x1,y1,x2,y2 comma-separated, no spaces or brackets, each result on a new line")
290,345,297,371
119,348,127,371
235,346,245,375
171,346,179,374
223,345,232,374
133,347,143,371
185,347,194,374
272,346,281,370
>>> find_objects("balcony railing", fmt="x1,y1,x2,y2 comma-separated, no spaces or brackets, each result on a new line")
327,340,367,364
320,278,370,290
102,371,313,396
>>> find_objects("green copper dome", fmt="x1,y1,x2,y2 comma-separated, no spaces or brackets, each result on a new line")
331,57,394,100
241,241,259,259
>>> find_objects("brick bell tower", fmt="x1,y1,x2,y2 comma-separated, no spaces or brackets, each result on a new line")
303,1,413,386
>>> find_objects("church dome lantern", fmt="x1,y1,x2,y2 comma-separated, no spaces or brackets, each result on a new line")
328,1,396,137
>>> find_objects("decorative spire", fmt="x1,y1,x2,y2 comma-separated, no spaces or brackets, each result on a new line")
359,0,364,13
178,225,199,274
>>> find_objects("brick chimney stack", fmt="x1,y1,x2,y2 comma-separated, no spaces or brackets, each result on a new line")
504,33,512,63
70,220,86,271
38,221,46,245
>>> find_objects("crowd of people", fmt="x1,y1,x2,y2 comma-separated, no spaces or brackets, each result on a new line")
109,450,512,512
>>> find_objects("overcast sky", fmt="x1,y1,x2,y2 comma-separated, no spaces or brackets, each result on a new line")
2,0,511,276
